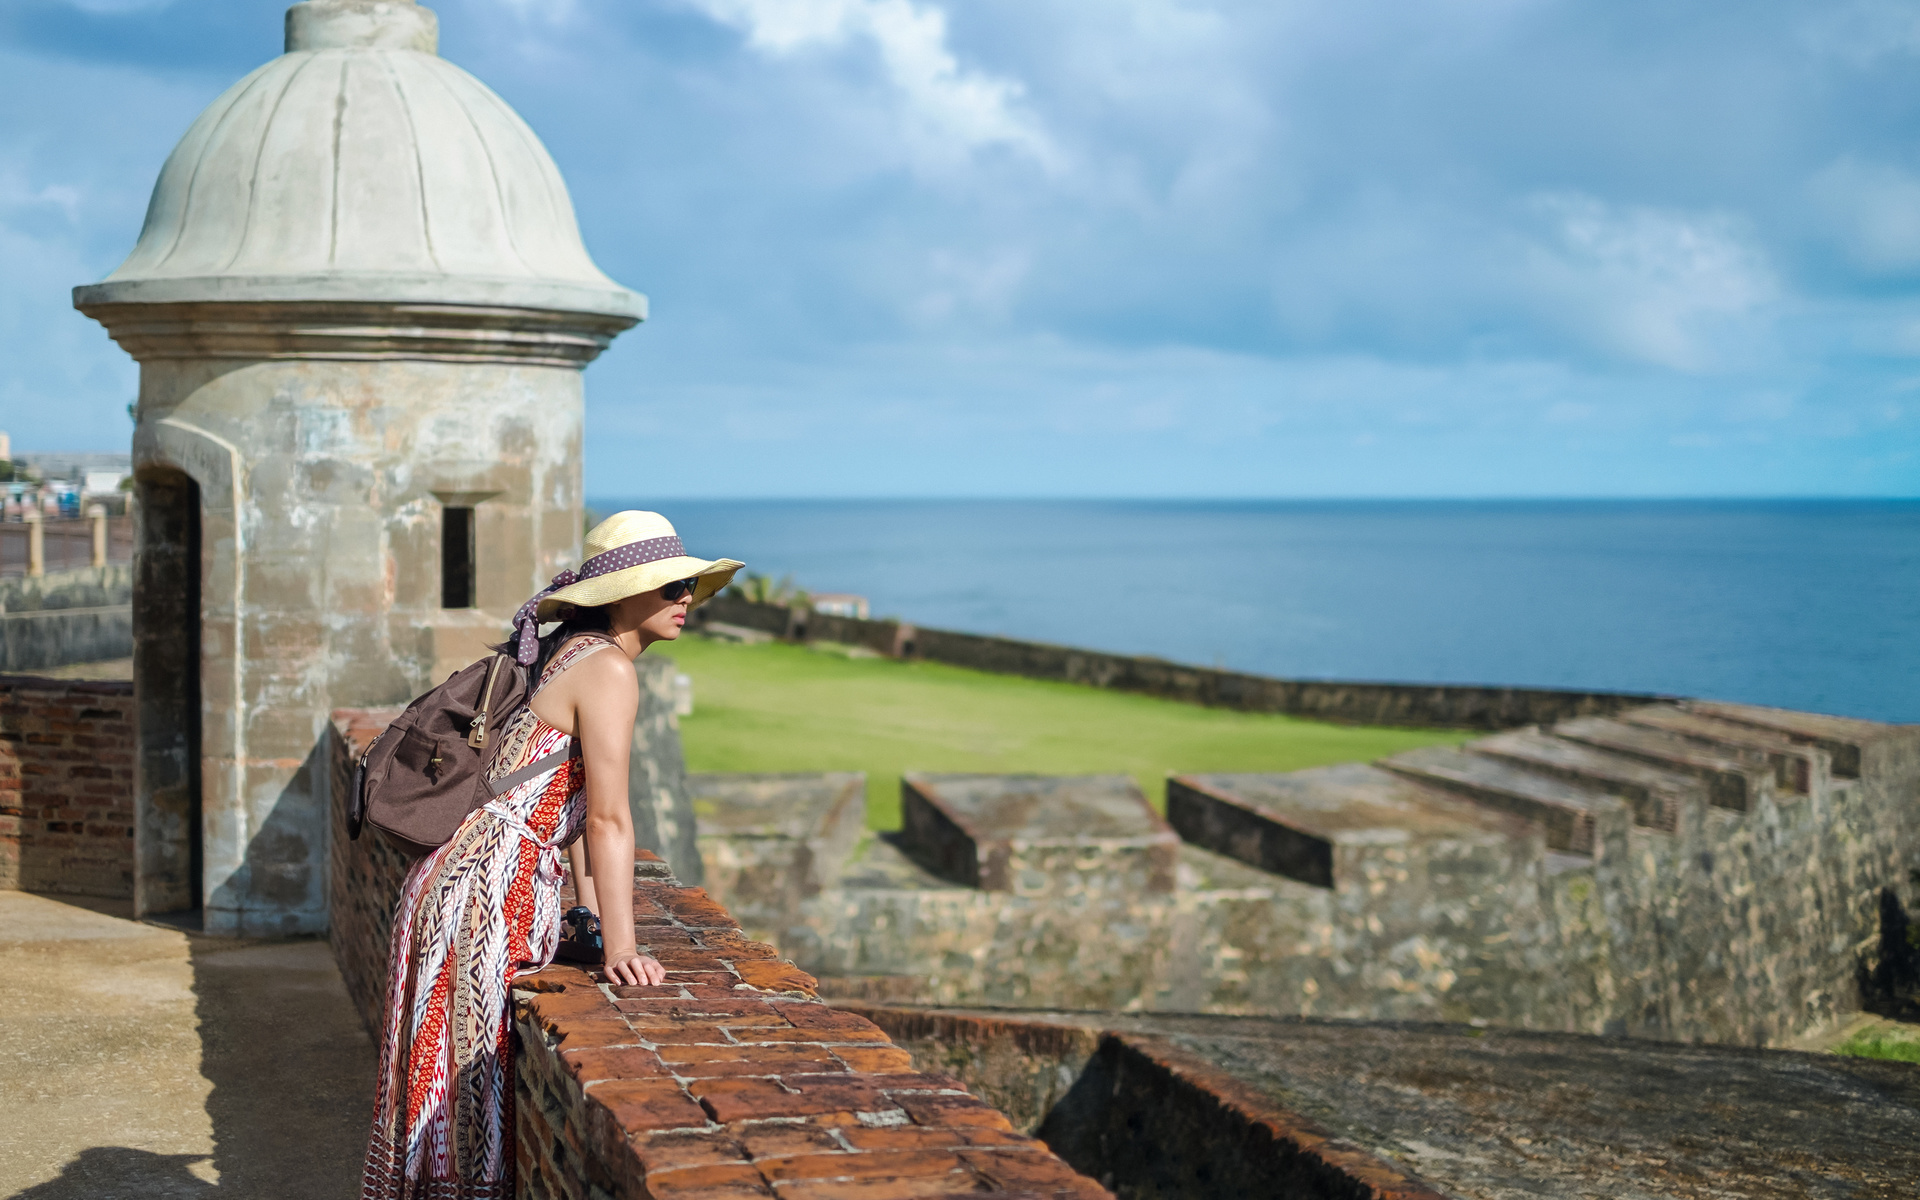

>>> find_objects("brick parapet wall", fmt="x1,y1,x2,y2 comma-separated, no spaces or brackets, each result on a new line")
328,707,1105,1199
0,674,135,897
328,706,409,1028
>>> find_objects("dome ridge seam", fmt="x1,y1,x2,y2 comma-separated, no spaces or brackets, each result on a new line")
379,52,444,273
220,51,325,275
146,61,278,276
328,55,350,268
420,57,534,277
475,73,598,282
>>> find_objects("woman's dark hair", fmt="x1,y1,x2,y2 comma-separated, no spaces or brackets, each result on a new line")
533,603,613,679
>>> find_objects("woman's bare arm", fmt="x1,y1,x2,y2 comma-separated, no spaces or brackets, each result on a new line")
542,646,663,987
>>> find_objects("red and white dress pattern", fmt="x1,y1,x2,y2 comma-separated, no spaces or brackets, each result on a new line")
361,637,609,1200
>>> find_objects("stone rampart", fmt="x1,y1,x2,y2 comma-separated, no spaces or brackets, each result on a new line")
705,703,1920,1047
697,596,1665,729
0,607,133,673
325,707,1111,1200
0,675,135,897
1,564,136,675
0,564,132,612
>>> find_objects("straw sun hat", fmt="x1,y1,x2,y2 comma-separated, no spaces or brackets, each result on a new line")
509,510,743,664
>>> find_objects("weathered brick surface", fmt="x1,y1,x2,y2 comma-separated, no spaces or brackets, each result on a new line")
326,706,1103,1199
511,899,1110,1200
0,674,135,898
327,706,411,1029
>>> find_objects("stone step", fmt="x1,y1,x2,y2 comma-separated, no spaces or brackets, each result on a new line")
1168,763,1525,888
1614,705,1827,794
1682,700,1913,780
1467,729,1693,830
689,772,868,931
1551,717,1772,811
900,773,1179,895
1377,746,1620,855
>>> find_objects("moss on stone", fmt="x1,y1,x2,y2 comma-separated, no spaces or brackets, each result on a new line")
1835,1023,1920,1064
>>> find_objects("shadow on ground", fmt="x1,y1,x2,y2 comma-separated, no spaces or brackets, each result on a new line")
188,927,377,1196
1,896,375,1200
9,1150,213,1199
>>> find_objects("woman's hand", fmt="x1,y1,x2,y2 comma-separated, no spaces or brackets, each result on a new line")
604,949,665,987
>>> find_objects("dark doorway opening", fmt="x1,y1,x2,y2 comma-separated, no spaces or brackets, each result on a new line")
134,468,201,916
441,506,475,609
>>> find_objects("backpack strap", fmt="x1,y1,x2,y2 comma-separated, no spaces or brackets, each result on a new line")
535,632,621,694
484,747,575,798
466,654,515,750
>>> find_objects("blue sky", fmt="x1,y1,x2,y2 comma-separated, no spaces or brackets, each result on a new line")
4,0,1920,497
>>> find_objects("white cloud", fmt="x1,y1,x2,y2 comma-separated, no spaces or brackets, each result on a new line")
685,0,1053,169
1523,193,1778,371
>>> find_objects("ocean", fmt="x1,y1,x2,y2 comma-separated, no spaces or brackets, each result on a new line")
594,499,1920,723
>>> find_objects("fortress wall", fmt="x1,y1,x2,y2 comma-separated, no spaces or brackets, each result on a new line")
0,566,136,673
753,729,1920,1045
697,596,1664,730
0,607,132,673
0,564,133,612
0,675,135,898
787,800,1915,1045
1545,757,1920,1043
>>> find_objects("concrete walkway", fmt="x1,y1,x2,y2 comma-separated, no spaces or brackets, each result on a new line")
0,892,375,1199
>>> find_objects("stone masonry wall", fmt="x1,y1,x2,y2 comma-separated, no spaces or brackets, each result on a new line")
632,655,702,887
0,607,133,673
0,565,136,673
782,769,1920,1045
727,707,1920,1047
0,674,135,898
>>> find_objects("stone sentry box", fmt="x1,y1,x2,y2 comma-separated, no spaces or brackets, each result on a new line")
74,0,643,933
902,774,1178,897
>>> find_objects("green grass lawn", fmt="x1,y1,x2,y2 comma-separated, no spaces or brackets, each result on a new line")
661,635,1468,830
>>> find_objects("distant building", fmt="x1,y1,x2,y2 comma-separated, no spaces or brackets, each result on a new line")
810,592,871,619
12,452,130,485
83,470,126,496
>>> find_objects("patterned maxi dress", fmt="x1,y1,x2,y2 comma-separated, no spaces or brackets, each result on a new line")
361,637,611,1200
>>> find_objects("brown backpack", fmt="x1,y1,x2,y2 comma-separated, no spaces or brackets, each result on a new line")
347,647,578,857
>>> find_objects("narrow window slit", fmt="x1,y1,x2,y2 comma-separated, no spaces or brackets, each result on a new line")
442,506,475,608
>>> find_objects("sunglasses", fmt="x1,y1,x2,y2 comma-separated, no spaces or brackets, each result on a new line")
660,577,700,602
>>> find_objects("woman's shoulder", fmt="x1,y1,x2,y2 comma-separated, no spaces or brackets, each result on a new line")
557,637,637,685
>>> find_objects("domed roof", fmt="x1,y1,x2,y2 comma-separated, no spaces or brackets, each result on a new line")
75,0,643,320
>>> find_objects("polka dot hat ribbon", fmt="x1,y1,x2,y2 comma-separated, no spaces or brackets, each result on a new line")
509,535,688,664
